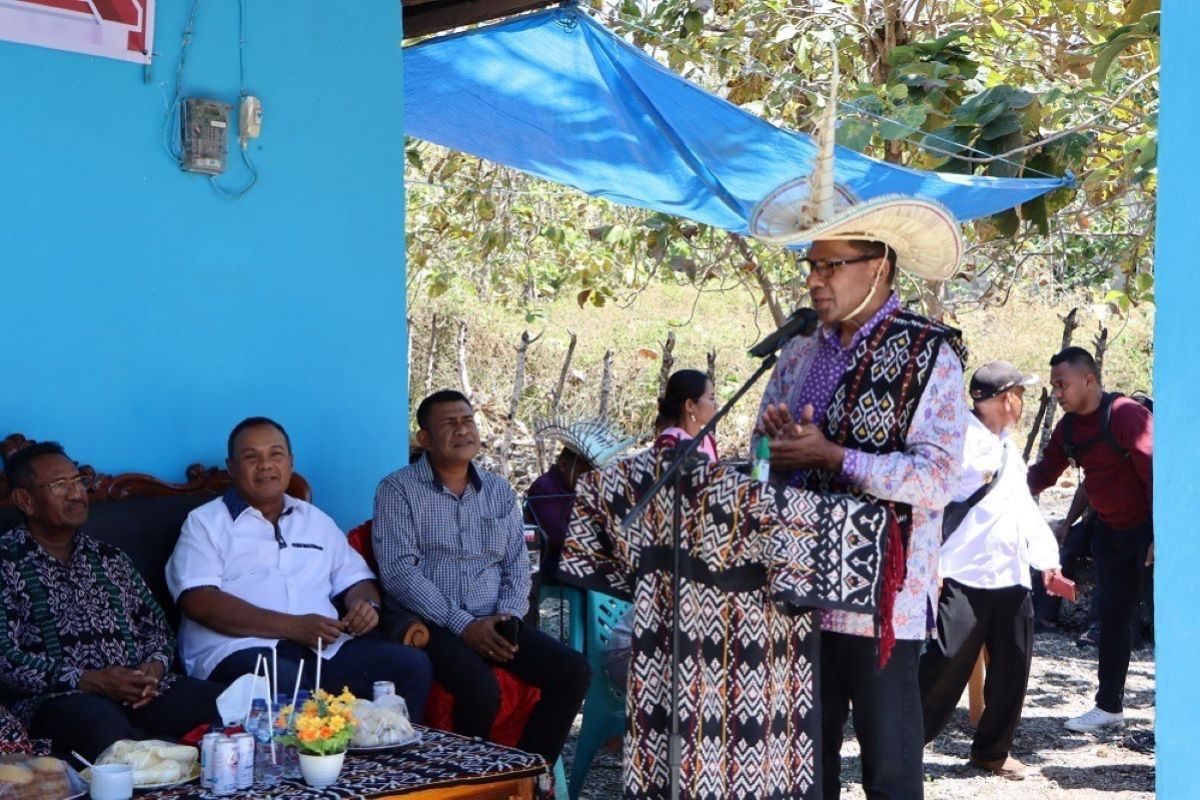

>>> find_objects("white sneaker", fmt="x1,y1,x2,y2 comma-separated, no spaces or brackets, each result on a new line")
1065,706,1126,733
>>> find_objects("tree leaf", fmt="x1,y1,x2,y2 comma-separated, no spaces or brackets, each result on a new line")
683,11,704,36
1021,194,1049,235
922,124,975,156
835,118,874,151
979,112,1022,140
1093,31,1154,84
877,104,928,140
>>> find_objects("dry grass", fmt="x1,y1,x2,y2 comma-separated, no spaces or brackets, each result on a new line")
409,286,1154,464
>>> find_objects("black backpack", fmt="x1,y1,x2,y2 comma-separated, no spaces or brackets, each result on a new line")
1062,391,1152,466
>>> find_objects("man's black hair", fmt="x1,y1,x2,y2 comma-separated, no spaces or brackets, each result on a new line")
416,390,473,431
1050,346,1101,379
3,441,68,492
847,239,898,284
227,417,292,458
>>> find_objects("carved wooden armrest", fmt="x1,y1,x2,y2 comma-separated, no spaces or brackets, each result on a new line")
402,620,430,649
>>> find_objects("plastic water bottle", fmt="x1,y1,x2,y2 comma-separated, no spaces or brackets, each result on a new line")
253,702,283,787
751,436,771,483
246,699,266,736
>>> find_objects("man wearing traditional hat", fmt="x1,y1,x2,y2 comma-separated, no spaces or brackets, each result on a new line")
920,361,1062,780
749,51,970,800
526,415,634,583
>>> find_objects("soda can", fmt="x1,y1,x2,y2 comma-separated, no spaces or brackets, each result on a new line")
200,732,224,789
212,738,239,796
231,732,255,789
373,680,395,701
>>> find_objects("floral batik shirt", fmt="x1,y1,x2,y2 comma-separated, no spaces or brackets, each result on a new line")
0,525,176,725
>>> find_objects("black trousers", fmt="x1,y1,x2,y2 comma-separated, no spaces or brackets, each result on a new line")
820,632,924,800
209,636,432,722
1092,519,1153,713
424,621,590,764
919,580,1033,762
30,675,224,761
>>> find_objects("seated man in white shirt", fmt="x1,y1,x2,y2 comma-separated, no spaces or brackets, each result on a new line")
919,362,1062,780
166,417,431,718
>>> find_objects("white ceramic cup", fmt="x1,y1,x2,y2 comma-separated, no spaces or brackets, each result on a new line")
89,764,134,800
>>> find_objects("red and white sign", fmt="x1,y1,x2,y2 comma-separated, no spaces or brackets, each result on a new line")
0,0,154,64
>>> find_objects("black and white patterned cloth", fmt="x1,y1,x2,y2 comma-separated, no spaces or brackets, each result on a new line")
558,448,890,800
134,726,545,799
0,703,32,752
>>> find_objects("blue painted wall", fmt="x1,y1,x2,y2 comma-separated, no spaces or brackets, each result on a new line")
0,2,408,528
1156,1,1199,794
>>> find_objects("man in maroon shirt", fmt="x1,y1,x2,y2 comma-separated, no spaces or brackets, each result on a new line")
1027,347,1153,733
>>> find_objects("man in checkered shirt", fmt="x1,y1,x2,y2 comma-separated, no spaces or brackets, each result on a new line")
372,390,590,765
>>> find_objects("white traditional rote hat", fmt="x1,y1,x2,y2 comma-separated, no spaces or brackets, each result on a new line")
748,46,964,282
533,414,635,469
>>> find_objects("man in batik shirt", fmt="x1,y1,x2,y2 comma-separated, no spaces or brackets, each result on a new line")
0,443,222,760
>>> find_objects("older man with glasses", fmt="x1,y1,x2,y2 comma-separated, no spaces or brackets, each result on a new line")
0,442,223,760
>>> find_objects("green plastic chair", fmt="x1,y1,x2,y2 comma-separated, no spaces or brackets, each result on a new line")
539,582,587,653
568,590,631,800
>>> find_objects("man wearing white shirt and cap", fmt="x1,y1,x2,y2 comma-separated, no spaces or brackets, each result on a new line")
919,361,1062,780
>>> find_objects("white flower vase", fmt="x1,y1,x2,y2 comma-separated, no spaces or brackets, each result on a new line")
299,751,346,788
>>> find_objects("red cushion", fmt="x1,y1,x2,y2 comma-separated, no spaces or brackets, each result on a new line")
345,519,541,746
424,669,541,748
346,520,379,575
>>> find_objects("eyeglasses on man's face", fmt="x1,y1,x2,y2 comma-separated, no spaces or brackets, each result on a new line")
36,474,93,497
798,253,884,280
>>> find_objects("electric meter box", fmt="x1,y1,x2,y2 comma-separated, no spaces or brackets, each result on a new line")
181,98,231,175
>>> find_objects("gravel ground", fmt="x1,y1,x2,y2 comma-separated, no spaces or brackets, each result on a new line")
556,630,1155,799
550,486,1156,798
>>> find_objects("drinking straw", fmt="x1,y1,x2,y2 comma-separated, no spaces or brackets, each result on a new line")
289,658,305,727
315,636,323,695
272,645,280,701
244,654,265,727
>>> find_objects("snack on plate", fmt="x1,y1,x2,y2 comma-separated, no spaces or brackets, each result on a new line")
95,740,198,787
351,695,416,748
0,755,73,800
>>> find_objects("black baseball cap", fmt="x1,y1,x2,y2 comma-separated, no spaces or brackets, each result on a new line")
970,360,1039,401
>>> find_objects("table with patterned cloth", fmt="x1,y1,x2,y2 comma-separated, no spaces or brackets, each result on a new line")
138,726,546,799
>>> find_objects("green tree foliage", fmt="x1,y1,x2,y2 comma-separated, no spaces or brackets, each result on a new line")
405,0,1158,319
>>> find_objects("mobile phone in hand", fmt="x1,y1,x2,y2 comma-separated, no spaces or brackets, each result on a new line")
1045,573,1077,603
497,617,521,646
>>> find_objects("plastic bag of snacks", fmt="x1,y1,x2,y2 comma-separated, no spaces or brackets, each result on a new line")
94,740,198,787
0,754,82,799
350,695,418,748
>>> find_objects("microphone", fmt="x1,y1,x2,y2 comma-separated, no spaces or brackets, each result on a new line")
748,307,820,358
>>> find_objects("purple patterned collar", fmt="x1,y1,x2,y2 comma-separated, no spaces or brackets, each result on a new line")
817,292,901,351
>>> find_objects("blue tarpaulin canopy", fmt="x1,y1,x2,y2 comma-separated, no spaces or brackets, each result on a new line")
403,8,1068,233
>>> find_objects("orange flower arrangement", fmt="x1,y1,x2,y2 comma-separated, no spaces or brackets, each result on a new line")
277,687,358,756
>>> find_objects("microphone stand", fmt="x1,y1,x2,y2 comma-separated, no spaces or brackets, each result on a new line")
620,310,815,800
